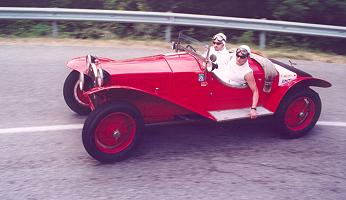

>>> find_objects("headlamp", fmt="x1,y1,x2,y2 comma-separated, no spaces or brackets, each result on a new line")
86,54,104,87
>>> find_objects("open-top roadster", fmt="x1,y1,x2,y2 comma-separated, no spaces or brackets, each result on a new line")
63,32,331,163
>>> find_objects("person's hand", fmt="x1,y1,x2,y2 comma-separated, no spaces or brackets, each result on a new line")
249,108,257,119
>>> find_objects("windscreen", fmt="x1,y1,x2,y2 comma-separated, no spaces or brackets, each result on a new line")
175,32,211,63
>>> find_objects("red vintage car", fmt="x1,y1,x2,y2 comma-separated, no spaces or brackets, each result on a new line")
63,33,331,163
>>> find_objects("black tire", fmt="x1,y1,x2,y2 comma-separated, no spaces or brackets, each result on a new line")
275,88,321,139
82,102,143,163
63,70,91,115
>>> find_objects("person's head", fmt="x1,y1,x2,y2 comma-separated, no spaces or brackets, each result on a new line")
235,45,251,65
212,33,227,51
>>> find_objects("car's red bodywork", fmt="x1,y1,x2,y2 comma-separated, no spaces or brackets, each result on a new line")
63,33,331,163
67,52,329,124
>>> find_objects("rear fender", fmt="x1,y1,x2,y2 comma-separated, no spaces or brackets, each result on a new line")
264,77,331,112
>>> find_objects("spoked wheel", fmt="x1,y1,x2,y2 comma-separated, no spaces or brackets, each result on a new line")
63,70,91,115
82,102,143,163
276,88,321,138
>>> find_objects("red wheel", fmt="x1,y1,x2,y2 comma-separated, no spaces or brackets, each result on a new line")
284,97,316,131
95,112,136,154
276,88,321,138
82,102,143,163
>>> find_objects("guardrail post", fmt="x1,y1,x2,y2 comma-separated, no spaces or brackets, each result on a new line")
51,21,58,37
165,25,172,42
259,31,266,49
165,13,173,42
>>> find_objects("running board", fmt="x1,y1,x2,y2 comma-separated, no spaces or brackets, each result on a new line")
209,106,274,122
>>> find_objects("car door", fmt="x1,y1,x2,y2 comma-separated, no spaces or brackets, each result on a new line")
207,72,253,111
206,58,269,121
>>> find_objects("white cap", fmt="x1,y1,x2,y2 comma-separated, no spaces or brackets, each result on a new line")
213,33,227,42
213,33,227,45
239,45,251,54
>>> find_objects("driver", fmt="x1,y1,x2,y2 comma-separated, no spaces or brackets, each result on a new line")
204,33,230,67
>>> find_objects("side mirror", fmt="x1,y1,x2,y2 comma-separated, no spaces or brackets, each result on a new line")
211,63,218,71
209,54,217,62
206,54,218,72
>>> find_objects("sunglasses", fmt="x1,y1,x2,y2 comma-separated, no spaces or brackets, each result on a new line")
236,54,247,59
213,42,223,45
236,48,249,59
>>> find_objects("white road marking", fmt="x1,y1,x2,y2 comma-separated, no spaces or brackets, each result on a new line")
316,121,346,127
0,124,83,134
0,121,345,134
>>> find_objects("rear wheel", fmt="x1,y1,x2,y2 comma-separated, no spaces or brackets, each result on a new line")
276,88,321,139
82,102,143,163
63,70,91,115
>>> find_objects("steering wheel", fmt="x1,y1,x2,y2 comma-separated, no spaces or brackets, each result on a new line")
185,44,196,52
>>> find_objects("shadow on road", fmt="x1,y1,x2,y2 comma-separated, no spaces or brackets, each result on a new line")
130,118,280,161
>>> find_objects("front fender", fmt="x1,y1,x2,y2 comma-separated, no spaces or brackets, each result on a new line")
83,85,147,110
264,77,331,112
66,56,114,73
83,85,215,121
66,56,86,73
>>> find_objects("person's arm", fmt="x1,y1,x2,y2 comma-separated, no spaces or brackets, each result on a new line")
245,72,259,119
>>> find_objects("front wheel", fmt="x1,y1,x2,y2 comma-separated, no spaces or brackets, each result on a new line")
63,70,91,115
276,88,321,139
82,102,143,163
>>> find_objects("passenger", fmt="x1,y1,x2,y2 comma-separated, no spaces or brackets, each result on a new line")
228,46,277,92
229,45,259,119
212,44,277,118
204,33,230,67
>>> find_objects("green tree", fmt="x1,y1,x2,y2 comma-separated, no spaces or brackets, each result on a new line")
267,0,346,26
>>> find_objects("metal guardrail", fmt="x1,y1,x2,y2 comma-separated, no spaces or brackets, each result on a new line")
1,7,346,48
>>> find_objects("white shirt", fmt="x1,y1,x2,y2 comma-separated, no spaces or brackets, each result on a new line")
208,46,230,67
213,52,253,86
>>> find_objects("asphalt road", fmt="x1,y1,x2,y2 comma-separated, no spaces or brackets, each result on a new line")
0,43,345,200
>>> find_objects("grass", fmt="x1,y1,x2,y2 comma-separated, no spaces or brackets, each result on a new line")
250,47,346,64
1,37,345,64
